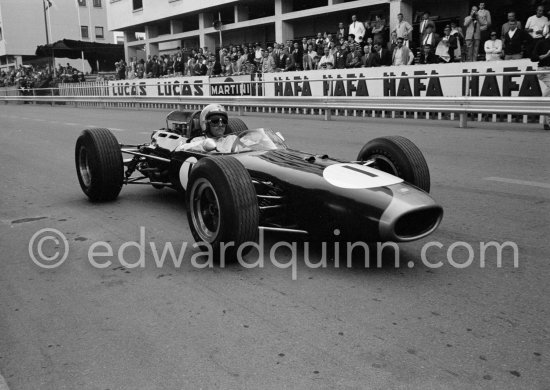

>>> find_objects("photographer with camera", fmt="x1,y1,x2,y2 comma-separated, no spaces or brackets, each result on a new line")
464,5,481,61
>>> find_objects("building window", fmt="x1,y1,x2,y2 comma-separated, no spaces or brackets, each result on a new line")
133,0,143,10
81,26,89,39
95,26,104,39
0,27,3,41
93,0,102,7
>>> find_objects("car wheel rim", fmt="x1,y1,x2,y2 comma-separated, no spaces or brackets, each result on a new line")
369,154,398,176
190,178,220,243
78,146,92,188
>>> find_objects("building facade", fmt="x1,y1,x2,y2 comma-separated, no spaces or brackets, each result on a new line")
0,0,114,72
107,0,477,60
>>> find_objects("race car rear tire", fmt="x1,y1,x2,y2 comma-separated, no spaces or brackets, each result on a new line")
75,128,124,201
226,118,248,135
186,156,259,262
357,136,430,193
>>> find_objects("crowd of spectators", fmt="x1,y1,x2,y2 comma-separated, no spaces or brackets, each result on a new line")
0,63,86,88
110,3,550,80
2,4,549,86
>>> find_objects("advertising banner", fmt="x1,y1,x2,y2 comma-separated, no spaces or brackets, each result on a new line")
261,60,544,98
108,76,209,97
209,75,259,96
210,75,263,96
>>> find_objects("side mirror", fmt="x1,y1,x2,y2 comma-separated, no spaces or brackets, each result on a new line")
203,138,217,152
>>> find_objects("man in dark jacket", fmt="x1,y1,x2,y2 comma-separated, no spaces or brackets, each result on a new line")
208,54,222,76
194,57,208,75
419,44,438,64
362,46,381,67
290,42,303,70
336,22,348,41
151,56,160,78
145,55,153,75
373,43,392,66
173,54,184,75
503,20,529,59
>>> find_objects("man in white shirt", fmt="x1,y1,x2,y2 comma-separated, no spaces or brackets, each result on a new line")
349,14,366,43
525,6,549,53
484,31,502,61
526,6,548,40
392,13,413,39
319,47,335,68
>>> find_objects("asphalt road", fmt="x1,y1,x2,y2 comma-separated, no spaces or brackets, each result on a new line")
0,104,548,390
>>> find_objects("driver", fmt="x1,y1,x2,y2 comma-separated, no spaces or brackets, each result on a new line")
181,103,237,153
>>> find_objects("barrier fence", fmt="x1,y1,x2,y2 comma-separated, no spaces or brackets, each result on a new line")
1,60,549,128
58,81,109,97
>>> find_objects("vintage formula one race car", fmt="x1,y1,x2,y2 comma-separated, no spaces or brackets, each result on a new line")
75,107,443,258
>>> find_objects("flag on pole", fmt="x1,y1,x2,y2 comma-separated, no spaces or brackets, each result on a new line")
45,0,53,10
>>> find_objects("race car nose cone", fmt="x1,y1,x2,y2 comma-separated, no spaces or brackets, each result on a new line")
378,183,443,242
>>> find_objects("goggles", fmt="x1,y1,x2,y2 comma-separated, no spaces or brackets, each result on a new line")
209,117,228,126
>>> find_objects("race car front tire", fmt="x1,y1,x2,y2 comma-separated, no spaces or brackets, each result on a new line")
357,136,430,193
186,156,258,262
226,118,248,135
75,128,124,201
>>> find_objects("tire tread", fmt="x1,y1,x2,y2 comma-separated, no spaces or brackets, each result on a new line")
226,118,248,134
76,128,123,201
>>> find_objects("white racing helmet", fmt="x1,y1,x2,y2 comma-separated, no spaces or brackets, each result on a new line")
199,103,228,135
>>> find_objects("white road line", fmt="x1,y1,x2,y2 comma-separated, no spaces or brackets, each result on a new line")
484,177,550,189
0,373,9,390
